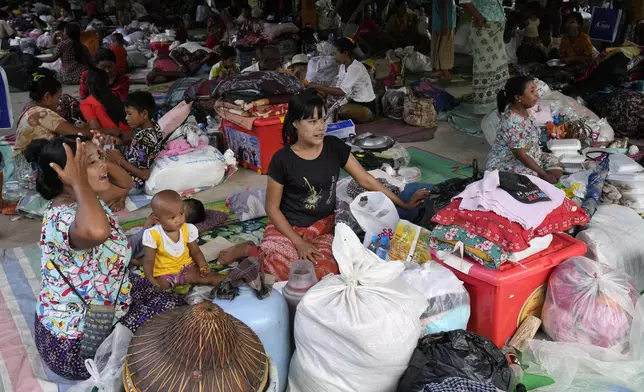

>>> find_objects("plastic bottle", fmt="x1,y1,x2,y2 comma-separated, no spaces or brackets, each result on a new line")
282,260,319,353
367,235,380,253
206,115,216,132
376,237,390,260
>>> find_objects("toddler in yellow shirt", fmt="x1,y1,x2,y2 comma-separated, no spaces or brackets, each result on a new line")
142,190,224,290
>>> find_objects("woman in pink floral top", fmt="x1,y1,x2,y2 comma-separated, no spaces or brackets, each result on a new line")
31,135,184,380
486,76,562,184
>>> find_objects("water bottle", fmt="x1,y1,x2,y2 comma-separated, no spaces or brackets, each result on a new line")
206,115,216,131
367,235,380,253
375,237,390,260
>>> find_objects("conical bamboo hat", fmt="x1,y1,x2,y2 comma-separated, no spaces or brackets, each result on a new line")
123,302,268,392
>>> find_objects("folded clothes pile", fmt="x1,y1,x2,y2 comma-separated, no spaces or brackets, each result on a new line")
429,170,589,269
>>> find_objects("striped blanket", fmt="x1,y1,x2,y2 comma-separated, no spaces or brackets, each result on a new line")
0,245,72,392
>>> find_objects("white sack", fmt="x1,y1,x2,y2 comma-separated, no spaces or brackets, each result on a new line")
145,146,230,195
288,223,427,392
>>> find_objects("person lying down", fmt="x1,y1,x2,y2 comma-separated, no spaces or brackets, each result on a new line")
141,190,225,290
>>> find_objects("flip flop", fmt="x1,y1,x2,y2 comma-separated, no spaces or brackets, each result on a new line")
2,204,17,215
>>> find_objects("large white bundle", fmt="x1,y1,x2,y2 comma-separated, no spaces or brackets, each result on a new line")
145,146,231,195
288,223,427,392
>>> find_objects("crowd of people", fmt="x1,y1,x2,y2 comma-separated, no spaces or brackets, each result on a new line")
3,0,644,386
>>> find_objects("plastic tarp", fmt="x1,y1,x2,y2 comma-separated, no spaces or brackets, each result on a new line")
576,204,644,292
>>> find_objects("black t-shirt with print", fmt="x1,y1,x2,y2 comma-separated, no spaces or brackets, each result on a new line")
267,136,352,228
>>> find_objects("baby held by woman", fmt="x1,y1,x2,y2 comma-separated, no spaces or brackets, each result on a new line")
141,190,224,290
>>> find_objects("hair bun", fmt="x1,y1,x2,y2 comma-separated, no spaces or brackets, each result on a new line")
23,138,49,164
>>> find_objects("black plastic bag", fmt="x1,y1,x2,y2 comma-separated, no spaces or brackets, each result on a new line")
397,330,512,392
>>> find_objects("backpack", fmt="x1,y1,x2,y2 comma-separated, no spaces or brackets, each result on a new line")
162,77,216,123
0,52,40,92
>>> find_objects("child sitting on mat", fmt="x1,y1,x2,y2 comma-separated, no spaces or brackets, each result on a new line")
129,198,207,265
142,190,224,290
104,91,164,195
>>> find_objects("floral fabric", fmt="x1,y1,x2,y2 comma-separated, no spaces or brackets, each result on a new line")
469,21,509,114
432,198,589,252
121,122,165,188
486,110,561,176
14,106,65,154
37,201,132,339
54,39,88,85
460,0,505,23
430,224,509,269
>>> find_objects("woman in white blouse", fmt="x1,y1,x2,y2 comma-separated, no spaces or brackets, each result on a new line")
307,37,377,124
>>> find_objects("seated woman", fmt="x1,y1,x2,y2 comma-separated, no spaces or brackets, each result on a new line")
537,22,560,61
80,48,130,100
14,69,92,190
80,68,131,140
108,33,128,75
560,12,593,64
307,38,377,124
487,76,562,184
30,135,183,380
219,89,429,280
40,22,89,85
387,0,428,50
57,7,75,22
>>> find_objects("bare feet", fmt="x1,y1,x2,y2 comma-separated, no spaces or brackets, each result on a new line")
184,264,225,285
218,240,255,265
110,196,126,212
441,70,455,80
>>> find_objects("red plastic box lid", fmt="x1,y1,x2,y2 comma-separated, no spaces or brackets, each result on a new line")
252,116,283,127
433,233,587,286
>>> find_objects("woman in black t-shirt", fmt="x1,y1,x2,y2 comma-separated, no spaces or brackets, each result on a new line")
219,89,429,281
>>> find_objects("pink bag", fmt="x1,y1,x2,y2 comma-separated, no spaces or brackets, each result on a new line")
158,100,192,135
542,256,639,351
153,57,179,72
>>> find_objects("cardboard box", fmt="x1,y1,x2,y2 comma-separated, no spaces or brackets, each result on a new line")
326,120,356,140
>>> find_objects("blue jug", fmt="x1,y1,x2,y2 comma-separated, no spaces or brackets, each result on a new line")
214,286,290,392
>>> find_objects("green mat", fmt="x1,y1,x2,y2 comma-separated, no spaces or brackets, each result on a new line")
406,147,473,183
120,199,237,231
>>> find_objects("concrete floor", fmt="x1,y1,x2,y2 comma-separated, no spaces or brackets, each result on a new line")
0,84,490,249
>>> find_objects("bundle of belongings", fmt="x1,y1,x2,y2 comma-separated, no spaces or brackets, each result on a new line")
214,71,303,127
429,170,590,269
236,22,300,65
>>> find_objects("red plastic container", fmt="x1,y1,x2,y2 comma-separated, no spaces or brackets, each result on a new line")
222,117,284,174
149,41,172,57
433,233,587,347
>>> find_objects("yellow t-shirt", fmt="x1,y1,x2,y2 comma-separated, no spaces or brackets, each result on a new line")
142,223,199,276
209,61,240,80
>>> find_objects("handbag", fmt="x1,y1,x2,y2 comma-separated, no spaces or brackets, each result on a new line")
403,90,437,128
51,261,124,359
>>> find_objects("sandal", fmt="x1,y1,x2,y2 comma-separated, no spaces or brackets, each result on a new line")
1,204,17,215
